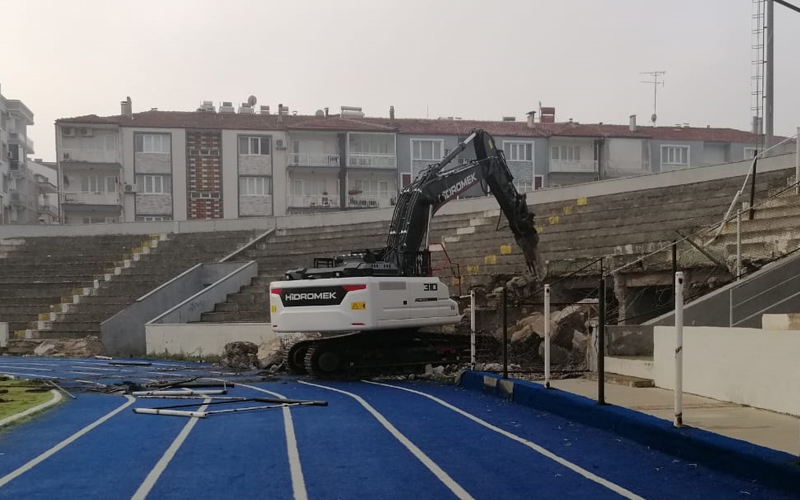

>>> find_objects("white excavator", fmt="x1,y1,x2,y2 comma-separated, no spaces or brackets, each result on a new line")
270,129,545,377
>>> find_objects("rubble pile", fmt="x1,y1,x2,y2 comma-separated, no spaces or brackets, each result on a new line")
221,341,261,371
28,336,105,358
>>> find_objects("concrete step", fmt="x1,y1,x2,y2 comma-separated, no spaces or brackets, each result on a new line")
583,371,655,388
41,321,100,333
603,355,655,380
200,310,270,323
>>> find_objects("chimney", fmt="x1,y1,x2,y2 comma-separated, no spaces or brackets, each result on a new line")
120,96,132,118
629,114,637,132
389,105,395,120
277,103,284,123
526,111,536,128
324,107,329,117
539,106,555,123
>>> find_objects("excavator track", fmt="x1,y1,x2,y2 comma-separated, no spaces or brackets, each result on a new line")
293,330,470,378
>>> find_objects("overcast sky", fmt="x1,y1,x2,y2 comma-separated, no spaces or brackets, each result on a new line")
3,0,800,161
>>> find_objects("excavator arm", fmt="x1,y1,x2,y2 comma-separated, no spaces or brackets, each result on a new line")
384,129,545,279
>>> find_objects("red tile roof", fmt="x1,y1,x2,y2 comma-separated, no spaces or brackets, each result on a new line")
57,110,764,143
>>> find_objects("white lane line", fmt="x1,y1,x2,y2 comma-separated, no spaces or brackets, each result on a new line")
0,371,58,379
0,390,63,427
0,395,136,488
238,383,308,500
365,380,647,500
300,381,476,500
129,398,211,500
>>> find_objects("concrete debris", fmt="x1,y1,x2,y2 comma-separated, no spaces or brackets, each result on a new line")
257,337,283,368
221,341,261,371
27,336,105,358
538,342,570,365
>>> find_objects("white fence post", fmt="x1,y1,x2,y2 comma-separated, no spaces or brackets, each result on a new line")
470,289,476,369
796,126,800,195
674,271,684,428
544,284,551,389
736,211,742,280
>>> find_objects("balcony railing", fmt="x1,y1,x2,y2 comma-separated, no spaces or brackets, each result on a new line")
549,159,598,173
348,154,397,169
38,202,58,216
288,153,340,167
347,195,396,209
288,194,341,209
61,148,121,164
62,191,121,206
9,133,34,153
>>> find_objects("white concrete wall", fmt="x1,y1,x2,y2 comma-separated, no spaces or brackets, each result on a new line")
146,323,276,357
607,138,648,173
653,326,800,415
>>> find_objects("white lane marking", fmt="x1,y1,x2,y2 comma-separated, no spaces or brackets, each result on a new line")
0,371,57,379
365,380,647,500
0,390,62,427
301,381,476,500
238,383,308,500
0,395,136,488
129,398,211,500
0,364,118,377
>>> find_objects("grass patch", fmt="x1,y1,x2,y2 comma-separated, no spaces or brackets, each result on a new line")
0,379,56,421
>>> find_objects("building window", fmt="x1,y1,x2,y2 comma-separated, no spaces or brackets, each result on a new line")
551,145,581,162
411,139,443,161
82,216,117,224
240,177,271,196
744,147,758,159
136,174,171,194
136,215,171,222
513,176,544,193
505,142,533,162
81,175,117,193
354,179,390,197
239,136,270,155
291,179,328,196
661,145,690,166
135,134,171,153
401,173,412,188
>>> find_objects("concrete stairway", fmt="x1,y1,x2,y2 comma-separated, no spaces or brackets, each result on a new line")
12,230,256,340
0,234,156,337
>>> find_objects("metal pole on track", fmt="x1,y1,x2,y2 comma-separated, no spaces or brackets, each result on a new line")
502,285,508,380
470,289,476,368
544,284,551,389
598,260,606,405
796,127,800,195
674,271,685,428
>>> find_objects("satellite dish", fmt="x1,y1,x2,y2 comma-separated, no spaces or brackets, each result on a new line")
247,95,257,106
315,109,324,117
651,113,657,124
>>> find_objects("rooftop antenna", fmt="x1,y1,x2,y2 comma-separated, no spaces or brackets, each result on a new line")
641,70,666,127
247,95,257,107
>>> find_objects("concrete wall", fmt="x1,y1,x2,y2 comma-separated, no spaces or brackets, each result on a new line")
146,323,276,357
607,138,649,174
0,322,7,348
653,325,800,416
150,261,257,324
101,261,254,356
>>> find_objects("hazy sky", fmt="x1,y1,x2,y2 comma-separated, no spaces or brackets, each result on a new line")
3,0,800,161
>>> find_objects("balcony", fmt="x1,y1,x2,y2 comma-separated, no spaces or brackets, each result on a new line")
38,202,58,217
288,194,341,209
347,154,397,169
62,191,121,206
61,148,121,165
549,159,598,173
288,153,340,168
9,133,34,154
347,195,395,209
9,192,29,208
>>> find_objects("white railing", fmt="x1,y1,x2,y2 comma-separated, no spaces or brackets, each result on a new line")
348,154,397,168
288,194,340,209
549,159,598,173
38,202,58,215
61,148,120,164
62,191,121,205
287,153,340,167
347,195,395,209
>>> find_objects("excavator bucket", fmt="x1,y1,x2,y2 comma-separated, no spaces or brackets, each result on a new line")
515,230,547,280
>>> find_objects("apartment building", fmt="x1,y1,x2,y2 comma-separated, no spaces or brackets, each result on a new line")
55,100,766,224
0,84,57,225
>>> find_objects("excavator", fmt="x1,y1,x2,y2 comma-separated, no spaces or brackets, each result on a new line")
269,129,545,377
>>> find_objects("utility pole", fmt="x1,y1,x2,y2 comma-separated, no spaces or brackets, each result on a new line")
765,0,775,150
641,71,666,127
